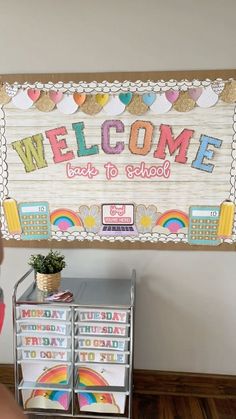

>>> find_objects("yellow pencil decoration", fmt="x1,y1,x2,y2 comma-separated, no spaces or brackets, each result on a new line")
217,200,235,238
3,198,22,234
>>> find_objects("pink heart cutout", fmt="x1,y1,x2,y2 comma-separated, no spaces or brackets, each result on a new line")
188,87,202,101
27,88,41,102
49,91,63,104
165,90,179,104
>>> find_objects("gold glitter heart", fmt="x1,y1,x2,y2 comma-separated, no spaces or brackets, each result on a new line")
80,95,102,115
173,92,195,112
0,85,11,105
126,94,148,115
220,81,236,103
35,92,55,112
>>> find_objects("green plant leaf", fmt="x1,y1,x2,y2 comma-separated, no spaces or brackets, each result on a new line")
28,250,66,274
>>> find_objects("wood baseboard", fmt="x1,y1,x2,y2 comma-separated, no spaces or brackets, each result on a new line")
133,369,236,398
1,364,236,399
0,364,15,391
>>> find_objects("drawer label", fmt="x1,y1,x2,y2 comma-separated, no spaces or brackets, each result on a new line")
22,336,68,347
78,324,127,336
78,310,127,323
78,351,126,363
20,308,67,320
21,348,68,361
78,338,126,351
20,323,67,334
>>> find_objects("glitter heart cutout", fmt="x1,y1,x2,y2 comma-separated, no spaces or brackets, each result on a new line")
119,92,133,105
142,92,156,106
165,90,179,104
188,87,202,101
95,94,109,107
49,91,63,104
73,93,86,106
27,88,41,102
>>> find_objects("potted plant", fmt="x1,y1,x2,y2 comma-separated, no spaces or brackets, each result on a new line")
28,250,66,292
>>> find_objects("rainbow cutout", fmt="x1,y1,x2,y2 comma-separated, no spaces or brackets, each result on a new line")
78,392,114,409
50,208,83,231
37,365,68,385
156,210,189,233
78,367,115,408
29,389,69,410
26,365,69,410
78,366,109,387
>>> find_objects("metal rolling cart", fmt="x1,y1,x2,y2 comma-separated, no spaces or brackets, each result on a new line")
13,269,135,418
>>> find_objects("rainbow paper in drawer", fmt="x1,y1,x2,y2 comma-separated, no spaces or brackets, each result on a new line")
77,309,129,323
18,347,71,361
19,335,71,348
77,391,126,414
77,364,127,387
76,350,129,364
17,321,70,335
21,362,71,385
77,322,129,336
21,388,71,411
76,336,129,351
17,306,70,321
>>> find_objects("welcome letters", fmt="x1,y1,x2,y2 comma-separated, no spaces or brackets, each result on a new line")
11,120,222,175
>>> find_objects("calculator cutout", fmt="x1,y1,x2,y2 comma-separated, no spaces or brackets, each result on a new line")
188,205,221,246
18,202,51,240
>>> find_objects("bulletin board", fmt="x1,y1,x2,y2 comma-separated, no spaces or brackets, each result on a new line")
1,70,236,250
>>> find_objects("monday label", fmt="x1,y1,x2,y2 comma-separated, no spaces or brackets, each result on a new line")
19,307,68,320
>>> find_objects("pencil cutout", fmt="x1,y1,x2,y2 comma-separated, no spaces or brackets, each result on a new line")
217,200,235,238
3,197,22,234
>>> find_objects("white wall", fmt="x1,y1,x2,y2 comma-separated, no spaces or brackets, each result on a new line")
0,0,236,73
1,0,236,373
1,248,236,373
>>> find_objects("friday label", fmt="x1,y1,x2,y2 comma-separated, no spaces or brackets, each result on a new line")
22,336,68,347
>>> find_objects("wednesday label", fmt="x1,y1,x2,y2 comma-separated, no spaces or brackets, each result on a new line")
19,322,67,335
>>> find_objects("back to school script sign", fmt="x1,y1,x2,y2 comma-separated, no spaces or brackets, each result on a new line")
1,79,236,245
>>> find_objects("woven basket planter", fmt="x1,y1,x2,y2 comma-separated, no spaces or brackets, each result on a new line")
36,272,61,292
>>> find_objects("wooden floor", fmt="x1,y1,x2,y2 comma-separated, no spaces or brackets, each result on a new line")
2,364,235,419
133,394,236,418
27,394,236,419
